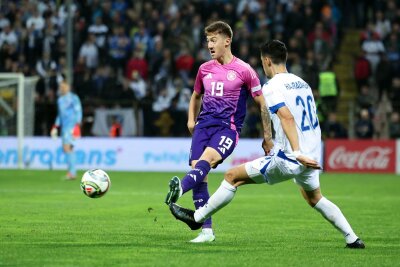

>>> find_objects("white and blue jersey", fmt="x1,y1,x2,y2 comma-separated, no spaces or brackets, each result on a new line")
245,73,322,191
55,92,82,145
263,73,321,160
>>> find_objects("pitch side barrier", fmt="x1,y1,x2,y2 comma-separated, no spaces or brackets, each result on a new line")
0,137,398,174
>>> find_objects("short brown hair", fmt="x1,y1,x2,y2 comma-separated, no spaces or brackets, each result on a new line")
205,21,233,39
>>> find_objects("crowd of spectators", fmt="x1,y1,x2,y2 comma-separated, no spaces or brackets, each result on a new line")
352,0,400,139
0,0,399,139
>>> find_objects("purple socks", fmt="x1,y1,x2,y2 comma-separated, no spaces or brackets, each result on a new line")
193,182,212,228
180,160,212,229
181,160,211,193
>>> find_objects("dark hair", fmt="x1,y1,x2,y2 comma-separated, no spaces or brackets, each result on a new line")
205,21,233,39
57,73,67,84
260,40,288,64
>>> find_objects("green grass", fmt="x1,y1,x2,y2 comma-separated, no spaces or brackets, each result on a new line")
0,170,399,266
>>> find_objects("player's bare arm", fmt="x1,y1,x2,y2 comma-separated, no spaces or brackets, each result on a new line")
187,91,202,134
277,106,321,169
254,95,273,154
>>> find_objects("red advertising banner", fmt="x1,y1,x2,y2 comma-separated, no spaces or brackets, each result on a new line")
325,140,396,173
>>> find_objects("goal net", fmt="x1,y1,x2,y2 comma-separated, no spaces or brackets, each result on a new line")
0,73,38,168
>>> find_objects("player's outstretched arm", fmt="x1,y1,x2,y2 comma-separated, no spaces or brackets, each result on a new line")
277,106,320,169
187,91,202,135
254,95,273,155
295,154,321,169
277,106,299,149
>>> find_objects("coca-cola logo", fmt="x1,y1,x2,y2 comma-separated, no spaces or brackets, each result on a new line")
328,146,392,169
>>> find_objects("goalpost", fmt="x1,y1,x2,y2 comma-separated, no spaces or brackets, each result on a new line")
0,73,38,169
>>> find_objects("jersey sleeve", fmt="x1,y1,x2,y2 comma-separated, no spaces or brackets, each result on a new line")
54,99,61,126
73,95,83,124
193,66,204,94
263,81,286,114
243,65,262,97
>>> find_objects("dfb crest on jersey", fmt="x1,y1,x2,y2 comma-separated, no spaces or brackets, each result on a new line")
227,70,236,81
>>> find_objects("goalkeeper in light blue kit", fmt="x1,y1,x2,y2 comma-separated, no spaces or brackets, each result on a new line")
51,75,82,179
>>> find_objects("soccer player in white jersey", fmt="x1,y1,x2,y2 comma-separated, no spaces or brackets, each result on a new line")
169,40,365,249
51,75,82,179
165,21,273,243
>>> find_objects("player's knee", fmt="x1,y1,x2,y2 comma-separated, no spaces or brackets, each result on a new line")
63,145,71,153
224,169,237,184
209,161,218,168
305,198,315,207
301,188,322,207
305,195,321,207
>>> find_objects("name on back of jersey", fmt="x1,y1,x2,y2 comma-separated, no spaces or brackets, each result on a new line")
284,81,309,90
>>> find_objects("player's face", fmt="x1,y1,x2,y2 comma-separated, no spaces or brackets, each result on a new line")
261,55,272,78
206,33,230,59
59,82,70,95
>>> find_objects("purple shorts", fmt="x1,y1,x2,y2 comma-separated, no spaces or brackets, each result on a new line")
189,126,239,167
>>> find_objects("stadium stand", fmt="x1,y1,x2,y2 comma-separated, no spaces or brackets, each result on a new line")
0,0,398,139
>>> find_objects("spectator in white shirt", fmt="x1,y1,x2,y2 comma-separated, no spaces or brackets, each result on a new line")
57,2,77,33
152,88,171,112
26,9,45,32
36,52,57,78
361,32,385,75
0,13,10,31
374,11,391,40
79,34,99,70
88,16,109,50
0,25,18,48
128,70,147,100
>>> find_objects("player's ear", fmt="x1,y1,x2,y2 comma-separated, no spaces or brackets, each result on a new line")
261,55,269,65
266,57,272,67
225,37,231,47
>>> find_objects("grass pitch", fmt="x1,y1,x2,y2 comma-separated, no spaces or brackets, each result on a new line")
0,170,399,266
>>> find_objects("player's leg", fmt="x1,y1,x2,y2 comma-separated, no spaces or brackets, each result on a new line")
63,143,76,179
297,175,365,248
169,154,291,229
193,153,301,223
165,148,218,205
165,128,211,204
193,163,254,223
181,148,220,194
62,129,77,179
188,128,240,242
189,147,230,243
166,127,237,204
169,163,252,231
189,159,214,242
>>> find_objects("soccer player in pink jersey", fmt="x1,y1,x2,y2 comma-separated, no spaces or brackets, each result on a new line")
165,21,273,242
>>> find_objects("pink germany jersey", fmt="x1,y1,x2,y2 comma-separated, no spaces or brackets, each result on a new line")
193,56,262,132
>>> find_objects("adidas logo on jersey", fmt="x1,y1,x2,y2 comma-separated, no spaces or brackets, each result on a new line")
205,73,213,79
218,147,226,154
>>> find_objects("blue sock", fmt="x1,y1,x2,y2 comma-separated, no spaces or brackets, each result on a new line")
193,182,212,229
66,151,76,176
181,160,211,194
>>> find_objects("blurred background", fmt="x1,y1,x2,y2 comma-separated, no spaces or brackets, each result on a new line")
0,0,399,173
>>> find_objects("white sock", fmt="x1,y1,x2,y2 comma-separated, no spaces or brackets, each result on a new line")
314,197,358,243
194,180,237,223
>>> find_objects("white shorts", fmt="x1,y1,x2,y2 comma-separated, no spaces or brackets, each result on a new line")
244,150,320,191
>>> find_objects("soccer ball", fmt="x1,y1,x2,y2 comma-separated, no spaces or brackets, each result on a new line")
80,169,111,198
